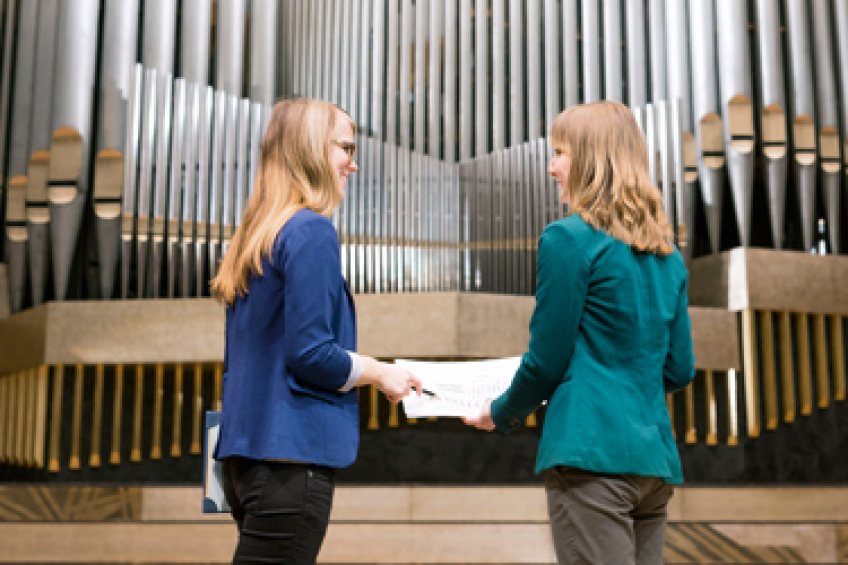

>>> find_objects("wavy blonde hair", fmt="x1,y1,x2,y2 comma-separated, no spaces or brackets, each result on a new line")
211,98,355,305
551,100,674,255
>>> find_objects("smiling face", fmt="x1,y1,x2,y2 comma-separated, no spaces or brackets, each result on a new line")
548,142,572,205
328,115,359,195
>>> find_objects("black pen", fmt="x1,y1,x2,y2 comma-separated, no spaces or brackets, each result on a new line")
422,388,438,398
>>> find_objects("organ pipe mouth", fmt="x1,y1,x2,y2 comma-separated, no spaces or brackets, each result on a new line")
727,95,755,154
761,105,787,160
793,115,816,166
819,128,840,174
699,113,725,169
48,127,83,205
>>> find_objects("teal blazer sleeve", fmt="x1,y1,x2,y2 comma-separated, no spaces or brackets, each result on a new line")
491,222,588,432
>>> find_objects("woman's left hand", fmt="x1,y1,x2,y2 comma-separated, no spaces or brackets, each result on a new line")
463,399,495,431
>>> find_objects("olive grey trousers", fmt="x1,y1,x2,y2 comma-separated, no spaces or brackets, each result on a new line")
545,467,673,565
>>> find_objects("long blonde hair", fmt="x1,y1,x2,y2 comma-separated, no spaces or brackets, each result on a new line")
551,100,674,255
211,98,355,305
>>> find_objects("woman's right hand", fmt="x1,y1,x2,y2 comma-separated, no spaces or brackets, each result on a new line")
377,363,423,404
359,356,424,404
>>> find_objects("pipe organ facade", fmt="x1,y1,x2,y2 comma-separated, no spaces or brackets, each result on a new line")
0,0,844,312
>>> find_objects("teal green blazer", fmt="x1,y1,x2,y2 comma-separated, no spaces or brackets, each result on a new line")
491,215,695,484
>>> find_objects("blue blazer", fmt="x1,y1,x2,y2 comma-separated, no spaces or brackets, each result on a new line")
215,209,359,468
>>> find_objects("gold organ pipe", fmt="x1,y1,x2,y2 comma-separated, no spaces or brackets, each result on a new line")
813,313,831,408
171,363,184,457
741,309,760,437
0,376,7,462
759,310,779,430
8,374,17,464
110,364,124,465
131,364,144,462
526,412,537,427
48,364,64,472
388,402,399,428
727,369,739,446
69,364,84,470
89,364,104,467
779,311,796,423
26,368,37,465
190,362,203,455
15,371,26,465
832,315,846,401
368,386,379,430
214,362,222,411
705,370,718,445
34,365,48,468
150,363,164,459
684,382,697,444
797,312,813,415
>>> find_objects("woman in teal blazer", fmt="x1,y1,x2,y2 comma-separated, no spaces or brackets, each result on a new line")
211,98,421,565
466,101,695,565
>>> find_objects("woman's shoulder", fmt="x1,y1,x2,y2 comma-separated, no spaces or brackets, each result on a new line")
278,208,336,242
542,214,596,244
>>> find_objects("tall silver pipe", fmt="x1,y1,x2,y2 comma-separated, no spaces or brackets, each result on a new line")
689,0,724,253
562,0,579,108
491,0,506,150
385,0,400,144
458,0,472,159
27,0,58,305
330,0,344,107
120,65,143,299
442,0,457,161
149,75,173,298
520,0,545,140
131,69,157,298
6,180,26,312
143,0,176,74
656,101,675,226
428,0,442,157
785,0,817,252
648,0,666,101
217,0,246,97
249,0,278,105
665,0,695,257
716,0,755,247
341,0,357,117
508,0,524,145
48,0,101,300
543,0,560,133
811,0,841,254
194,86,214,296
414,0,427,153
582,0,600,103
626,0,647,107
475,0,488,155
8,1,37,183
0,0,16,263
526,0,542,139
754,0,788,249
398,0,412,147
165,79,186,297
181,0,211,86
179,83,200,296
95,0,139,300
836,1,848,253
602,0,623,102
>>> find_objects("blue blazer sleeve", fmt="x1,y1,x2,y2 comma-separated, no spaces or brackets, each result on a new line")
491,222,589,432
663,275,696,393
278,216,352,392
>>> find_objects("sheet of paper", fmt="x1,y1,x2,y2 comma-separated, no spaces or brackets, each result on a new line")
398,356,521,418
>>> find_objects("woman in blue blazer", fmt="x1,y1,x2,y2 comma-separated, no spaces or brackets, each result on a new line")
211,98,422,565
465,101,695,565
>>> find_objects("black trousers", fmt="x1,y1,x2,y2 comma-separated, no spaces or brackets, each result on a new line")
222,457,336,565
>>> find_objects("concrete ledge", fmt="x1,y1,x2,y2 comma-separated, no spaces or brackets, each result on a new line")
0,293,738,373
689,247,848,313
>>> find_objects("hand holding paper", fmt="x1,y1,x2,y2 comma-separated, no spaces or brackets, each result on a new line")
397,356,520,419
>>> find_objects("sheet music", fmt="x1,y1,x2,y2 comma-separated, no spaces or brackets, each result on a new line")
398,357,521,418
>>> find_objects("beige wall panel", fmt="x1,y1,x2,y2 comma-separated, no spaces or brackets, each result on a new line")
671,487,848,522
712,523,837,563
689,306,740,370
689,248,848,313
